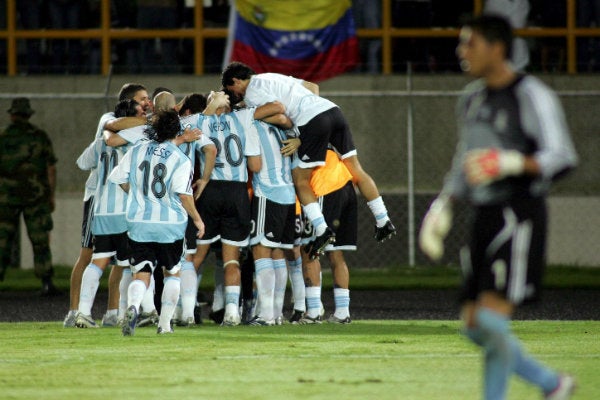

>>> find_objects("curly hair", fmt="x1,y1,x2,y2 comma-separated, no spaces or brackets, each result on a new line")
145,109,180,143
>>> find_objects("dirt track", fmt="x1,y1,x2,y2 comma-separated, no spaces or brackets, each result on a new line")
0,288,598,323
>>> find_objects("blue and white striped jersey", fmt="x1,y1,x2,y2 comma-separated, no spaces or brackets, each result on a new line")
180,109,261,182
252,120,295,205
78,138,128,235
81,112,115,201
175,126,214,174
108,139,194,243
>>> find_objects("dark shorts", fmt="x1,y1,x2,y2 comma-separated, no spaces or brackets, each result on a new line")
81,197,94,249
250,195,296,249
196,180,251,246
128,238,185,274
297,107,356,168
459,197,547,306
92,231,129,265
301,181,357,251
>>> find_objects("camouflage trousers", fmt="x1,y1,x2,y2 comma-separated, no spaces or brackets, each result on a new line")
0,201,53,281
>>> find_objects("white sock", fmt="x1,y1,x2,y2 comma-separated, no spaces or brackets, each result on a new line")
287,257,306,312
333,288,350,319
104,308,117,317
254,258,275,321
305,286,322,318
159,276,180,331
224,285,241,317
78,263,104,316
273,258,288,320
140,275,156,313
367,196,390,227
303,202,327,236
127,279,147,313
180,261,198,319
118,268,132,319
212,258,225,311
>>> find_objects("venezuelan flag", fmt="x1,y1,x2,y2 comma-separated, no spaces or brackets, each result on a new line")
225,0,359,82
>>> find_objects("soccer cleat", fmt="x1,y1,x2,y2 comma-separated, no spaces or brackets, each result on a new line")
101,313,119,327
298,314,322,325
209,308,225,325
327,314,352,324
75,312,99,328
304,227,336,260
221,313,241,327
246,315,275,326
274,315,284,326
63,311,77,328
545,375,576,400
176,316,195,327
157,326,174,335
136,309,159,327
122,305,138,336
374,220,396,242
288,310,304,324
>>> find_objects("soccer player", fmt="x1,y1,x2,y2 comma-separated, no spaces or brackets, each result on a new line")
419,15,578,400
74,99,145,329
109,109,204,336
246,110,296,326
63,83,151,327
297,149,357,324
222,62,396,260
180,91,261,326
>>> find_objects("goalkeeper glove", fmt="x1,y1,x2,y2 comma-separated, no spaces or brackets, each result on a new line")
419,195,453,261
463,148,525,186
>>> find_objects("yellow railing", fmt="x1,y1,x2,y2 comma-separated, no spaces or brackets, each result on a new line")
1,0,598,76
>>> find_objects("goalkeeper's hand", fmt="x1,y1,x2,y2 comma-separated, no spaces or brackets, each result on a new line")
463,148,525,186
419,195,453,261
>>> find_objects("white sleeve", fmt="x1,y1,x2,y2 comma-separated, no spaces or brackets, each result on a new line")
76,139,100,171
245,78,278,107
171,158,193,195
118,126,145,145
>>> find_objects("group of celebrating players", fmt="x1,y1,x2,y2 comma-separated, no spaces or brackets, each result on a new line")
62,61,396,336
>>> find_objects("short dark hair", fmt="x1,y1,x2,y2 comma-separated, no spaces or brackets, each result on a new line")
178,93,207,116
146,109,180,143
221,62,256,87
464,15,513,59
118,83,147,101
114,99,140,118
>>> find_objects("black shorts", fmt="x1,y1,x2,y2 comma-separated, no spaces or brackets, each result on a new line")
81,197,94,249
301,181,357,251
297,107,356,168
128,238,185,274
196,180,251,246
459,197,547,306
249,195,296,249
92,232,130,265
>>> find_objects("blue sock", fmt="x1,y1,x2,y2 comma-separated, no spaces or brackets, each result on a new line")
509,336,559,393
475,308,514,400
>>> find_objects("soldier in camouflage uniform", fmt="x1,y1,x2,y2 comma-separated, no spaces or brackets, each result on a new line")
0,98,59,295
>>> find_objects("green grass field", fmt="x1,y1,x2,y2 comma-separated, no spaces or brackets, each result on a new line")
0,320,598,399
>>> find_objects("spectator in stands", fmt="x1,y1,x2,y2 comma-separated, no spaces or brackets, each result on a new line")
47,0,84,74
484,0,530,72
577,0,600,71
352,0,382,73
137,0,179,73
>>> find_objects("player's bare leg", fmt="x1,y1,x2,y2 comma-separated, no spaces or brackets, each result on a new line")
222,243,242,325
292,167,335,259
342,155,396,242
64,247,92,327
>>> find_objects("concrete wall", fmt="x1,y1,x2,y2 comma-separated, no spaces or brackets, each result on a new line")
2,74,598,267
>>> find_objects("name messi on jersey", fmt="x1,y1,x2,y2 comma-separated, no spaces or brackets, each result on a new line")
147,145,172,159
